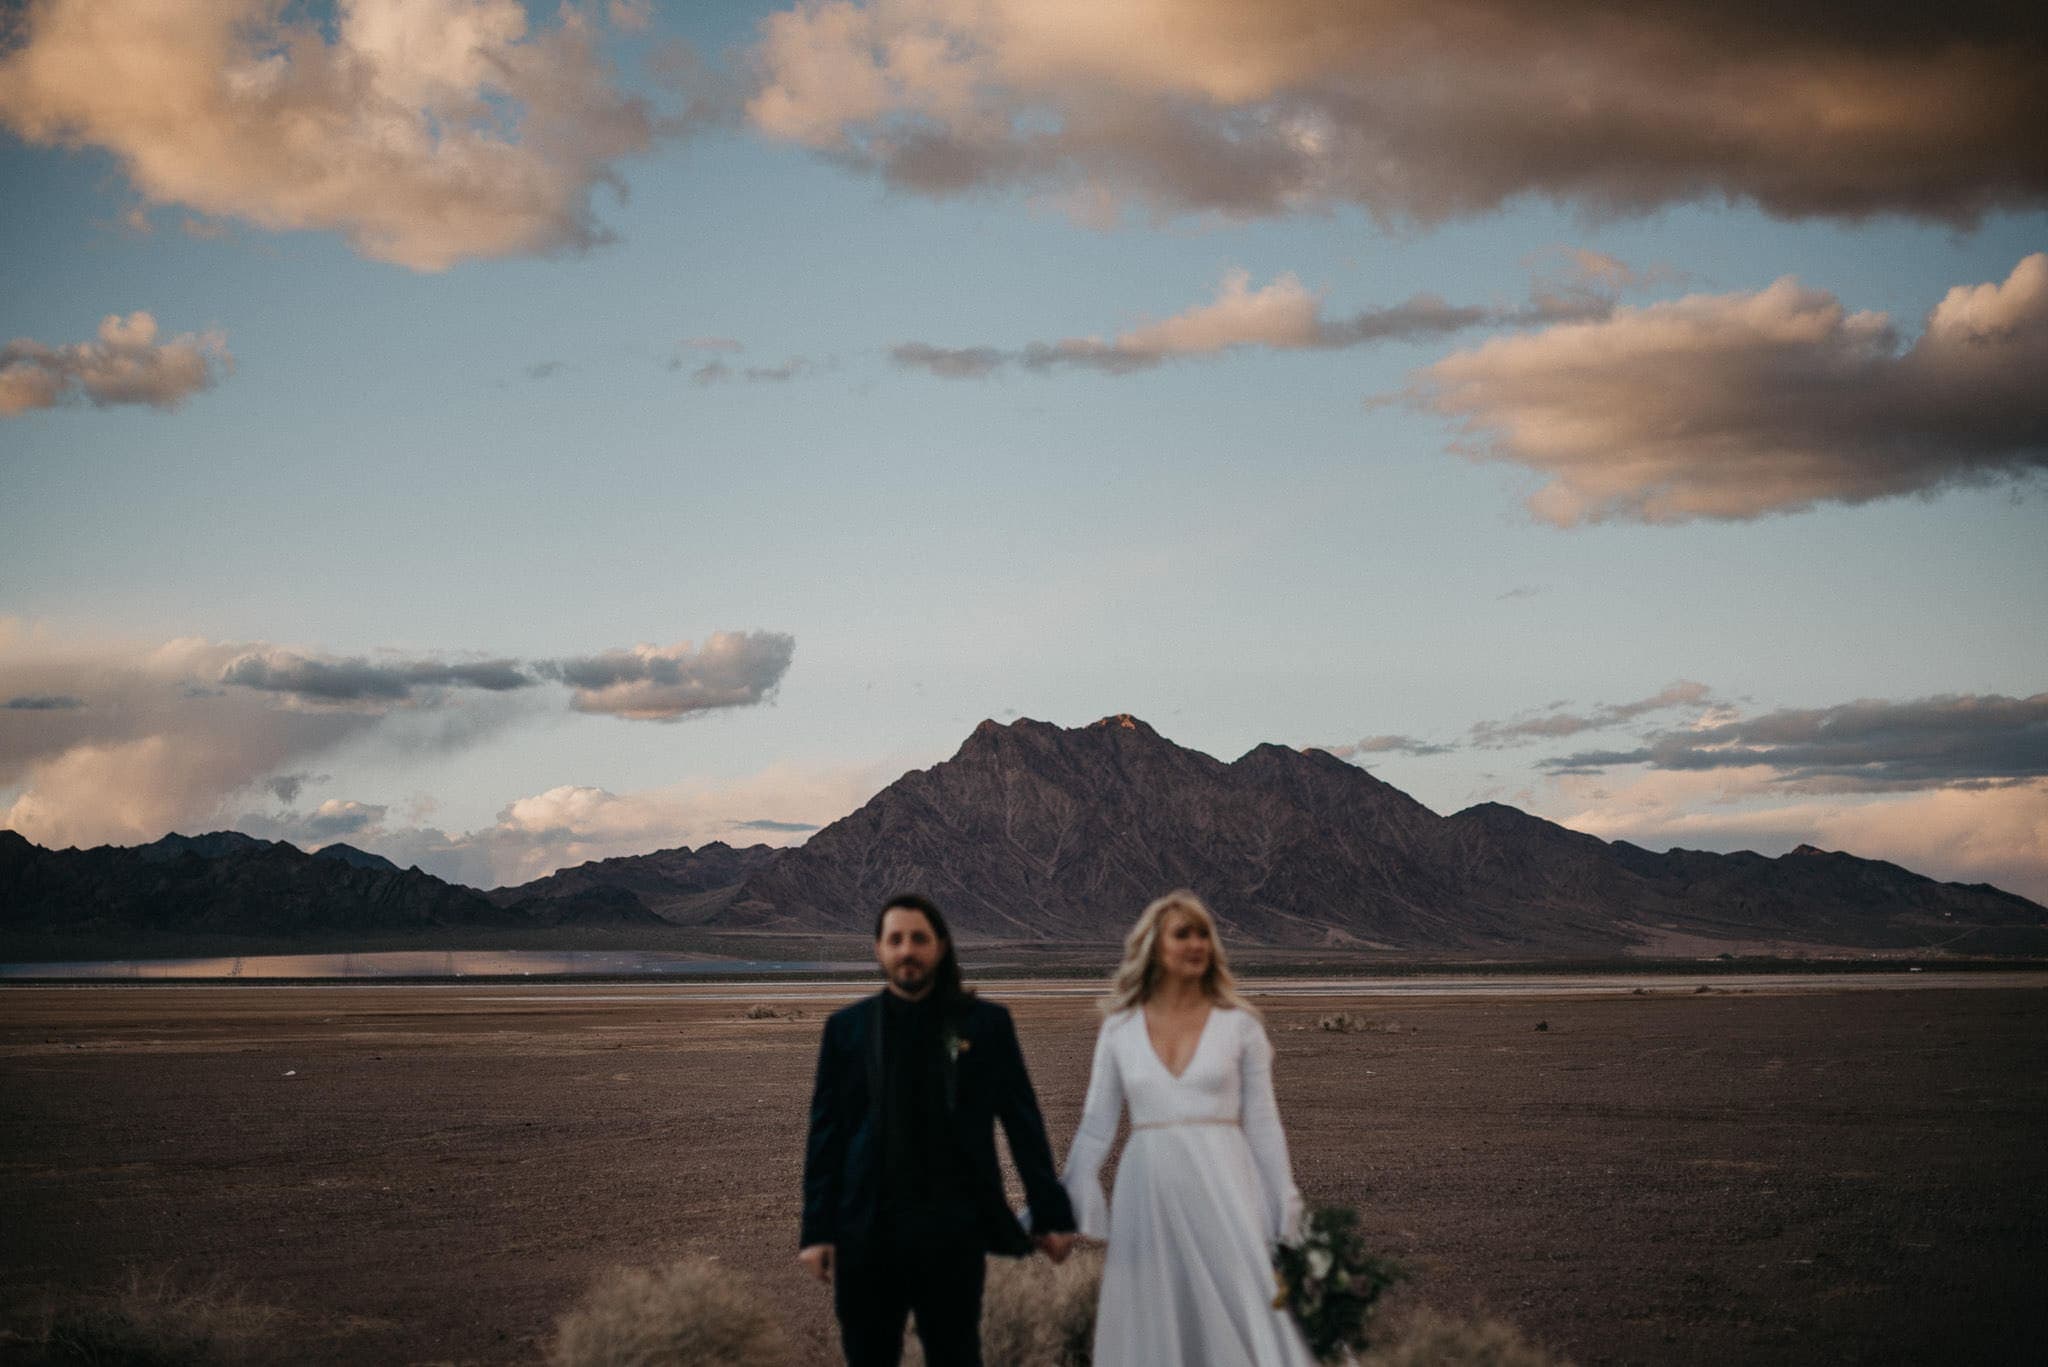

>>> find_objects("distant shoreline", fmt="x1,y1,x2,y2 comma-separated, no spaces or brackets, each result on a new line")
4,953,2043,986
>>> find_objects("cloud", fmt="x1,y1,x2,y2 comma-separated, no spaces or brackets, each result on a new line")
1548,768,2048,906
744,0,2048,226
0,635,504,849
1544,692,2048,792
742,358,815,382
214,638,796,716
0,312,231,416
890,342,1007,379
893,268,1616,379
299,798,388,840
1407,253,2048,525
233,797,390,848
5,694,85,711
540,632,796,721
1,627,795,849
688,353,817,384
1526,246,1683,296
219,650,536,703
0,0,657,271
262,772,322,805
1320,735,1455,759
467,765,878,883
608,0,654,33
284,762,888,888
1472,681,1717,748
668,337,746,374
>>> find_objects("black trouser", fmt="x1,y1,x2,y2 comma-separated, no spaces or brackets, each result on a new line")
833,1222,986,1367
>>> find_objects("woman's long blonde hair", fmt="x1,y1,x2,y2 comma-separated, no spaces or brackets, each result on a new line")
1102,889,1257,1016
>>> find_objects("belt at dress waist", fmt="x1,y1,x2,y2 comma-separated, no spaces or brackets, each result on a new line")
1129,1116,1240,1132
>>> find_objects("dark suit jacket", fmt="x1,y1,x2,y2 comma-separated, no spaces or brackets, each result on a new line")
801,992,1076,1255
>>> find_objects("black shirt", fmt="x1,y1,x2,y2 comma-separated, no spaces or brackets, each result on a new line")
878,990,969,1231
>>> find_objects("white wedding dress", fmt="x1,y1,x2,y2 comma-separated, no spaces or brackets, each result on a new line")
1061,1006,1317,1366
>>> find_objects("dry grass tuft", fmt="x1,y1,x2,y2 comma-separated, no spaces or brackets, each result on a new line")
742,1004,782,1020
1361,1306,1573,1367
546,1258,789,1367
901,1247,1103,1367
38,1272,285,1366
1318,1013,1405,1034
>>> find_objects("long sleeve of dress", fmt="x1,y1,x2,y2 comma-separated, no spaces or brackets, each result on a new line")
1059,1018,1125,1239
1238,1018,1305,1244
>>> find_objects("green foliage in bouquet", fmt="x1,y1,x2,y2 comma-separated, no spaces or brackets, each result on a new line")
1272,1206,1406,1363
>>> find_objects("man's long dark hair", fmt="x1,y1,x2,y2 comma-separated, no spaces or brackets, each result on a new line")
876,892,973,1011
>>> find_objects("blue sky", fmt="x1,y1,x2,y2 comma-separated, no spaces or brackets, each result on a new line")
3,0,2044,900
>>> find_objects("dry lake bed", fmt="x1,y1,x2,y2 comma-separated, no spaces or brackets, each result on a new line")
3,973,2043,1365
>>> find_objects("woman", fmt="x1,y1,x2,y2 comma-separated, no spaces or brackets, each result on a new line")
1061,890,1317,1366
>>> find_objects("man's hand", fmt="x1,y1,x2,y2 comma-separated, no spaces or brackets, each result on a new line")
1035,1232,1075,1265
798,1243,835,1283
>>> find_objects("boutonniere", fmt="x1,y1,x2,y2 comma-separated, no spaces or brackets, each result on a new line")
943,1030,970,1062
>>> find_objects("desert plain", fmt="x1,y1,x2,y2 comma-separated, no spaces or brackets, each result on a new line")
2,973,2043,1366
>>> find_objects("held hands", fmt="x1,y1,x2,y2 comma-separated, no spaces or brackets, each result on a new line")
797,1243,835,1283
805,1236,1069,1275
1034,1232,1075,1265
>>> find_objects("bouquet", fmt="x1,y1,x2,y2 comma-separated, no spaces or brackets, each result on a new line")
1272,1205,1405,1363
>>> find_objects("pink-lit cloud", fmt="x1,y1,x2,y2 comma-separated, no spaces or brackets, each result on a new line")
0,312,230,416
0,625,795,849
745,0,2048,225
1543,692,2048,791
1408,254,2048,524
539,633,796,721
237,763,892,889
0,0,656,271
1318,735,1454,760
1471,681,1718,748
1550,768,2048,907
893,267,1613,378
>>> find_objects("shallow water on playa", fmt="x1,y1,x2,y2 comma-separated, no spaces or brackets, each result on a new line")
0,949,867,980
456,968,2046,1003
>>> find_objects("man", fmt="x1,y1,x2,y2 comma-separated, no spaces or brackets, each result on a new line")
800,893,1076,1366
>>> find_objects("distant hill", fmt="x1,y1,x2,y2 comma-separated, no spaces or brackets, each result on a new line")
311,842,403,874
710,715,2046,954
3,715,2042,956
487,841,782,924
0,829,516,938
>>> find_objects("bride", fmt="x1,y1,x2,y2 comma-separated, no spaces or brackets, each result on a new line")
1061,890,1317,1366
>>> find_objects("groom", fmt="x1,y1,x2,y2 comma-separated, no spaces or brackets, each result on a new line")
799,892,1076,1367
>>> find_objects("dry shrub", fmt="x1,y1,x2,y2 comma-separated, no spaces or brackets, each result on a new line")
547,1258,789,1367
1361,1306,1572,1367
39,1272,285,1366
1319,1013,1403,1034
902,1247,1103,1367
742,1005,781,1020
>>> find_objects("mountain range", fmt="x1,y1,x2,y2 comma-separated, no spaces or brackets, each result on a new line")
4,716,2042,956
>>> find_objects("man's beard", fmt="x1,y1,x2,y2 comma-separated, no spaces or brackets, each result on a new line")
890,961,931,992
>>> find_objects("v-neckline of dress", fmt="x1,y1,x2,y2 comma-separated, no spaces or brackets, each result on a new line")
1142,1003,1216,1081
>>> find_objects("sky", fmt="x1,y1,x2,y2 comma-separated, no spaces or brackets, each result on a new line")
2,0,2045,902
